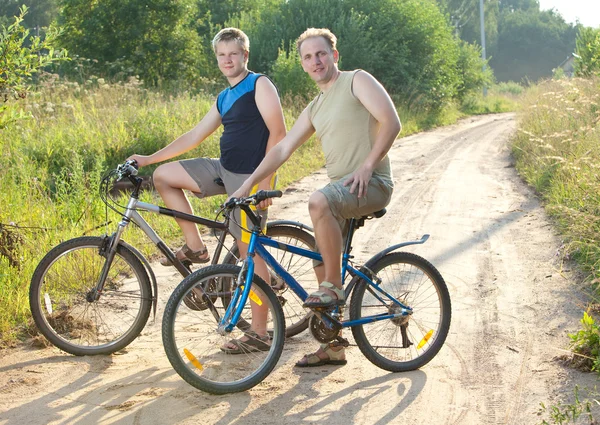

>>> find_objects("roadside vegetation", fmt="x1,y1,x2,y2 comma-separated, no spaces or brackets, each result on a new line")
513,76,600,373
512,27,600,419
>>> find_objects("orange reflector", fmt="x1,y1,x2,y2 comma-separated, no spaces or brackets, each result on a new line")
183,348,203,370
417,330,434,349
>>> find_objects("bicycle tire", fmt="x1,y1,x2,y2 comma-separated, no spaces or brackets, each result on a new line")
224,225,315,338
29,236,152,356
349,252,451,372
162,264,285,394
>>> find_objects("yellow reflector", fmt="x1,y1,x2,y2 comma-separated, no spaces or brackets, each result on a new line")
183,348,203,370
241,286,263,306
249,290,263,306
417,330,434,349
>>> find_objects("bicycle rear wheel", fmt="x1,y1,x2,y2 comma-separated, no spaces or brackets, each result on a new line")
162,264,285,394
29,236,152,356
350,252,451,372
224,225,316,338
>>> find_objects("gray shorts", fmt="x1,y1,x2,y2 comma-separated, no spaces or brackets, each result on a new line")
180,157,273,243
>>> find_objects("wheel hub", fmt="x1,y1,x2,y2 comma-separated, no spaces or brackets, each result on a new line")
389,300,410,326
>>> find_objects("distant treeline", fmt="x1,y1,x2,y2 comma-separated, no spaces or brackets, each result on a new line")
0,0,586,103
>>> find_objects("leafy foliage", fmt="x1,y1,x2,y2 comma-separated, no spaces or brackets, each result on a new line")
569,311,600,374
537,386,597,425
0,0,58,29
575,27,600,78
491,9,579,83
58,0,208,89
0,5,67,128
234,0,468,109
270,44,318,101
438,0,581,83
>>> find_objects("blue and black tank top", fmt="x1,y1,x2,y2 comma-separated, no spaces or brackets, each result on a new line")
217,72,271,174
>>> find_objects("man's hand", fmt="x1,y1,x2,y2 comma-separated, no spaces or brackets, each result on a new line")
343,165,374,198
228,181,252,204
256,180,274,210
126,154,152,168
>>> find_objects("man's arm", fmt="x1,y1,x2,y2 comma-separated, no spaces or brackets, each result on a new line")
344,70,401,197
128,104,222,167
231,107,315,199
254,76,287,208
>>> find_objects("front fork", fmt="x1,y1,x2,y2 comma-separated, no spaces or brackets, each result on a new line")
89,201,135,301
217,245,259,335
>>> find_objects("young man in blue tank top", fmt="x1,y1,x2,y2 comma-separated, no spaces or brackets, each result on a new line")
231,28,401,366
128,28,286,353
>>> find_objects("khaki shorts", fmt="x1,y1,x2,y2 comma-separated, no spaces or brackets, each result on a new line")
318,174,393,231
180,158,275,243
312,174,393,266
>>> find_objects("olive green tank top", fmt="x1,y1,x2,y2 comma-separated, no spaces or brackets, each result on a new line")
307,70,392,184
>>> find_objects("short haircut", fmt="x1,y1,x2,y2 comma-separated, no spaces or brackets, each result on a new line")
212,27,250,53
296,28,337,55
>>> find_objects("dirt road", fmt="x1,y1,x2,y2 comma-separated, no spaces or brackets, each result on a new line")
1,113,597,424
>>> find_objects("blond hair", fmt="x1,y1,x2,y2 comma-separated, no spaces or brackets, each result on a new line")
212,27,250,53
296,28,337,55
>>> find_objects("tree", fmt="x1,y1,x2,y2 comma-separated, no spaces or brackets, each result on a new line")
491,9,579,82
575,27,600,78
234,0,465,109
58,0,207,88
0,5,67,128
0,0,59,30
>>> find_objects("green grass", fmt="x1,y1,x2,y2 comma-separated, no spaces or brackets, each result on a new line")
511,76,600,375
0,76,519,346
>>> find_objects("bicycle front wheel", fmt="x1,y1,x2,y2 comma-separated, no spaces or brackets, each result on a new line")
162,264,285,394
224,225,316,338
29,236,152,356
350,252,451,372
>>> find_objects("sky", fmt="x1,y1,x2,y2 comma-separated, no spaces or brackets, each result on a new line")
538,0,600,28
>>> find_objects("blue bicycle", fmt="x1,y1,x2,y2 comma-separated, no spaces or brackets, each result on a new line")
162,190,452,394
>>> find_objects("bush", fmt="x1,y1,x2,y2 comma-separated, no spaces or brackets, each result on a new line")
575,27,600,78
232,0,464,109
455,40,494,102
0,5,67,128
270,44,318,100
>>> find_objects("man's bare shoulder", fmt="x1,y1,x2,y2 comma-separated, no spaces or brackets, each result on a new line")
255,74,277,92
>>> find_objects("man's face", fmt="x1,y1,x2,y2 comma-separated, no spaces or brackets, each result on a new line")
299,36,338,85
215,40,248,79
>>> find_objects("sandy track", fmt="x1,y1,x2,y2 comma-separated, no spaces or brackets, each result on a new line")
1,113,598,425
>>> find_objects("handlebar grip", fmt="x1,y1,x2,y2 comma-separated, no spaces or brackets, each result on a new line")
255,190,283,203
121,160,138,176
127,159,139,170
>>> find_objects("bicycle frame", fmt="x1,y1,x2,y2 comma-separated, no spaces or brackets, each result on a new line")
223,212,429,332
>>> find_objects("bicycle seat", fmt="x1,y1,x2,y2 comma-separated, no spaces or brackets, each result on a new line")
214,178,224,187
352,209,386,230
363,208,386,220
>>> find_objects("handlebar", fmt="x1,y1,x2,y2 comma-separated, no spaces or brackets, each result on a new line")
116,160,139,180
224,190,283,210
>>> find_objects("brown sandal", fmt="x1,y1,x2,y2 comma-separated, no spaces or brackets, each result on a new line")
295,342,347,367
160,244,210,267
220,331,271,354
303,281,345,308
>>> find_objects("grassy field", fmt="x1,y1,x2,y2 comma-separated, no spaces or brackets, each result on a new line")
0,75,516,345
512,76,600,375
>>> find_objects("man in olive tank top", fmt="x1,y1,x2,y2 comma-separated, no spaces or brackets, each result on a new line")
232,28,401,366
